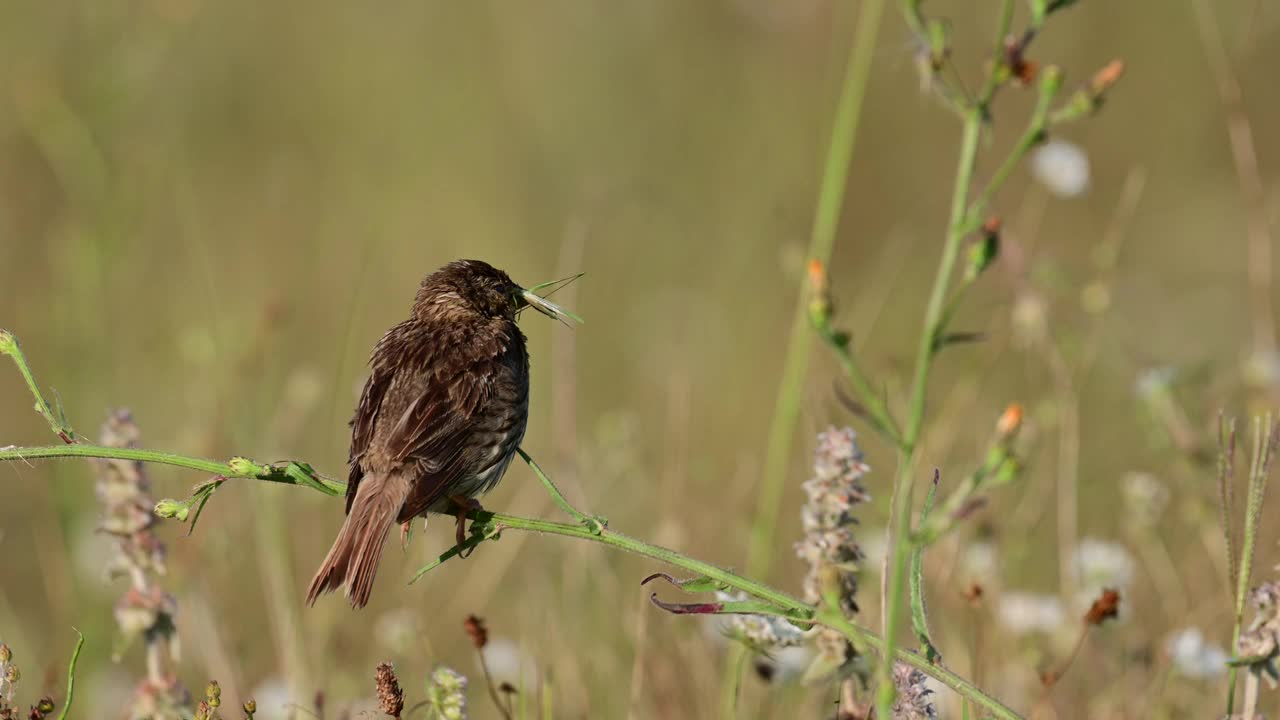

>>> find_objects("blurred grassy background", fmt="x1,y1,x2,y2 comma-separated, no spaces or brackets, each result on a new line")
1,0,1278,717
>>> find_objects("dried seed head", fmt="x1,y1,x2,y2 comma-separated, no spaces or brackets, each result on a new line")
1084,588,1121,626
463,615,489,649
0,644,10,664
374,662,404,717
962,583,984,605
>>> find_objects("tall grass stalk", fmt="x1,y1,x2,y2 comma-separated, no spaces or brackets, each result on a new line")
1224,414,1278,715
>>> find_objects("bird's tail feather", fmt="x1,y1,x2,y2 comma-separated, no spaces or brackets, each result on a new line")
306,471,410,609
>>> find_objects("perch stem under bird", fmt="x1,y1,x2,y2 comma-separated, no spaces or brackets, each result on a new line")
305,260,581,609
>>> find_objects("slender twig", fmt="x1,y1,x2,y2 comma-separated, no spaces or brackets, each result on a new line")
58,630,84,720
910,471,942,664
1226,415,1278,714
516,448,603,533
4,436,1023,718
811,319,903,447
718,642,749,720
876,91,984,720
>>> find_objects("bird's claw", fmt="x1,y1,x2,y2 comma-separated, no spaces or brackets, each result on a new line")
450,495,484,558
400,520,413,550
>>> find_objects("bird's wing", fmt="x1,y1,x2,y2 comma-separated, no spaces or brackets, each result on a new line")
344,323,411,513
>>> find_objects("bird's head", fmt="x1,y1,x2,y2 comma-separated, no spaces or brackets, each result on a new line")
414,259,580,326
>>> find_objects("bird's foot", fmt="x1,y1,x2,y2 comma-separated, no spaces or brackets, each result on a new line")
450,495,484,558
400,520,413,550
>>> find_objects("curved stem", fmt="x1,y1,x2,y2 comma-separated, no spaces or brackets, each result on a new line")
1,438,1022,718
0,444,346,496
58,630,85,720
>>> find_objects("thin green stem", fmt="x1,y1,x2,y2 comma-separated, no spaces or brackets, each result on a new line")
0,438,1022,718
746,0,885,579
910,475,941,664
719,640,749,720
820,610,1021,720
964,70,1061,233
813,322,903,447
0,330,77,442
517,447,604,532
58,630,85,720
0,444,345,496
877,107,983,718
977,0,1017,108
1226,415,1278,714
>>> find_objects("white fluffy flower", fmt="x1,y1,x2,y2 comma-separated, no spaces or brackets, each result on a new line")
715,592,807,649
1167,628,1229,678
480,638,538,689
962,541,998,583
1074,538,1134,592
1031,139,1090,197
997,592,1066,635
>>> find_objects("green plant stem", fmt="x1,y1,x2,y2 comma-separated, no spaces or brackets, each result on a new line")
517,447,604,532
963,76,1059,233
58,630,84,720
977,0,1017,108
1226,415,1278,714
3,437,1022,719
877,106,983,719
0,330,76,441
719,641,749,720
0,444,346,495
910,476,941,664
813,322,902,447
819,609,1020,720
746,0,885,580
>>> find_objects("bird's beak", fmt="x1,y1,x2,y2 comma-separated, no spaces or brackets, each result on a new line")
519,288,583,325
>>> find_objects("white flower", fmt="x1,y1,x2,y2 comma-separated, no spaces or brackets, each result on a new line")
480,638,538,689
247,678,292,715
1167,628,1228,678
1031,139,1090,197
1072,539,1135,618
715,592,807,649
962,541,998,583
998,592,1066,635
1074,538,1134,591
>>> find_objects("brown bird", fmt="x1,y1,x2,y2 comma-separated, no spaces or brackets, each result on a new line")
307,259,577,608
